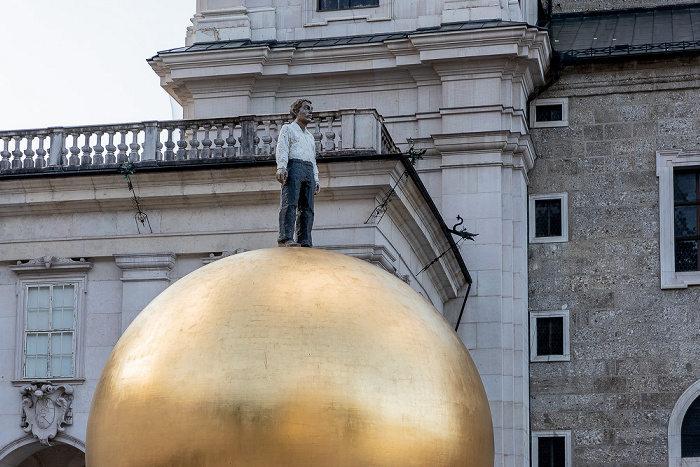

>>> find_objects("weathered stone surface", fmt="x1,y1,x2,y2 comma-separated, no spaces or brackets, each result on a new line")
530,55,700,465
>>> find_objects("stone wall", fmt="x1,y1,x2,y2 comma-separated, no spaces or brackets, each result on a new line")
551,0,698,14
529,55,700,466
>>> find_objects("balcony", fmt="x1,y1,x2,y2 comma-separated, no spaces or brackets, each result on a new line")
0,109,398,175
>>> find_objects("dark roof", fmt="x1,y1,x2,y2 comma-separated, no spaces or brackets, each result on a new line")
155,20,524,55
550,3,700,60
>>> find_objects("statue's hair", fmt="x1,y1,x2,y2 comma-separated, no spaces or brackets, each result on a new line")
290,98,312,117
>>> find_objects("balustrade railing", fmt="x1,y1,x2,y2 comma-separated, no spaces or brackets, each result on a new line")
0,109,398,173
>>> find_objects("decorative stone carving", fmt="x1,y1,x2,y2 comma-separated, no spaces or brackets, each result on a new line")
20,383,74,446
11,256,91,273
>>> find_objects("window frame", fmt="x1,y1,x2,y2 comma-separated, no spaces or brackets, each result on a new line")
530,310,570,362
657,150,700,289
318,0,380,12
531,430,572,467
670,380,700,466
13,273,88,384
529,97,569,128
304,0,390,26
529,193,569,244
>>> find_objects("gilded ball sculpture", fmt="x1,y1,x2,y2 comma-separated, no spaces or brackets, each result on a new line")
86,248,493,466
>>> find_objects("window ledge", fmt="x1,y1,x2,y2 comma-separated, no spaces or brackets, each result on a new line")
12,378,85,387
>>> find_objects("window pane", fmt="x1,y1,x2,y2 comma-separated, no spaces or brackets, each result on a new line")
25,356,36,378
675,240,699,272
535,199,562,238
27,287,51,330
536,104,563,122
538,436,566,467
61,355,73,377
536,317,564,356
675,172,698,202
675,206,698,237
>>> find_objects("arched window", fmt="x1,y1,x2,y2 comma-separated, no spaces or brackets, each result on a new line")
683,397,700,458
669,381,700,466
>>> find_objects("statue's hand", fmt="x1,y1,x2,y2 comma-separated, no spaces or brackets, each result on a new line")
276,168,288,184
315,182,320,195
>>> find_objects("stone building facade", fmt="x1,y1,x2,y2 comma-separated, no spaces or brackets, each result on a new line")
529,4,700,466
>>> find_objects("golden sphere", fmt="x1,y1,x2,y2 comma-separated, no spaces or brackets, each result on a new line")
86,248,493,466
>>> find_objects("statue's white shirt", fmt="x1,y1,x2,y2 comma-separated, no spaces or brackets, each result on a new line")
276,121,318,182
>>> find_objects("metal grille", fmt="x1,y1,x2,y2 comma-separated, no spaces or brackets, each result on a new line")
674,170,700,272
538,436,566,467
535,199,562,238
318,0,379,11
536,317,564,356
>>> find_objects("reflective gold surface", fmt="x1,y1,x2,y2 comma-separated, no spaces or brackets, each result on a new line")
86,248,493,466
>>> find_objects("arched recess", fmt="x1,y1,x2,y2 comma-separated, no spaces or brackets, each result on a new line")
670,380,700,467
0,434,84,467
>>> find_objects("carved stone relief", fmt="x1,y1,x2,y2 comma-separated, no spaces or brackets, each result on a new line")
20,383,74,446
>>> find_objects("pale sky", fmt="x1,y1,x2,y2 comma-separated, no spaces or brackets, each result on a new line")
0,0,195,131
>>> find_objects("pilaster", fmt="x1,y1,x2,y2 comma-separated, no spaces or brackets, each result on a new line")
114,253,176,333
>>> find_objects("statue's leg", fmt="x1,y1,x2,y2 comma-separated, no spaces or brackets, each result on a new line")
296,165,315,247
278,164,301,245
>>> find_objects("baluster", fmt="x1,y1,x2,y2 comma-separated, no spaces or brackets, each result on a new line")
1,137,11,170
81,131,93,165
324,116,336,151
189,125,200,159
12,136,23,169
225,123,236,157
164,128,175,160
271,120,282,156
23,135,35,169
176,127,187,160
35,134,47,168
117,131,128,163
93,131,104,165
261,121,272,155
213,124,225,158
129,128,140,162
201,124,212,158
312,122,323,154
68,133,80,165
105,130,117,164
337,125,343,150
155,132,163,161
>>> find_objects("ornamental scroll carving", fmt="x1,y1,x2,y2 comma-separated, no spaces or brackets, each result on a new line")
20,383,74,446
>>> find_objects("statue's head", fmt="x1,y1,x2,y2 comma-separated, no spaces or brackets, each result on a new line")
290,99,312,118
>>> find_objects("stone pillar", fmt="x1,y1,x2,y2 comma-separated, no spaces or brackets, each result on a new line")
115,253,176,333
433,131,533,467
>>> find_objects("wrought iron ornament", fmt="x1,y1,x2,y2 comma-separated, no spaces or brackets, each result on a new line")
118,162,153,234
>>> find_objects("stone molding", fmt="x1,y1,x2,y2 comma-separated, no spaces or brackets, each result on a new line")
19,383,74,446
114,253,176,281
10,257,91,274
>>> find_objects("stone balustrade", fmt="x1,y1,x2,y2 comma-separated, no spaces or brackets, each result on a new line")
0,109,398,173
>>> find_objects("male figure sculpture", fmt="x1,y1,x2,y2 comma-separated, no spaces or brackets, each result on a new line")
276,99,320,247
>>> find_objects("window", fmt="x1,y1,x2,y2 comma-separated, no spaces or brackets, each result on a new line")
24,284,77,378
11,256,90,382
531,431,571,467
304,0,390,26
318,0,378,10
674,170,700,272
530,310,570,362
682,397,700,458
530,97,569,128
670,381,700,466
529,193,568,243
657,150,700,288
